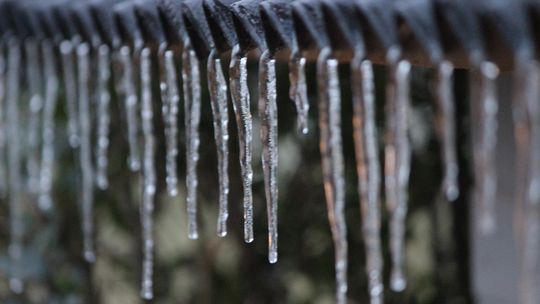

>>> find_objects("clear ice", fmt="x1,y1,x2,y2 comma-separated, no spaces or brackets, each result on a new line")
470,62,499,235
385,59,411,292
38,41,60,211
317,48,348,304
435,61,459,201
95,45,112,190
139,47,157,300
351,54,383,304
230,45,254,242
207,50,230,237
259,50,279,263
76,43,96,263
182,40,201,240
289,52,310,134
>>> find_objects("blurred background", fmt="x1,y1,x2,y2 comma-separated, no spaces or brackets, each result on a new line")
0,56,474,303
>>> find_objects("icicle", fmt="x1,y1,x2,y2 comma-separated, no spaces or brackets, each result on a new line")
317,48,347,304
385,59,411,292
76,43,96,263
119,46,142,172
158,47,180,196
182,40,201,239
139,47,156,300
6,39,24,294
60,41,80,148
230,45,254,243
289,51,309,134
207,50,230,237
259,50,279,263
38,41,60,211
95,45,112,190
470,62,499,235
512,58,540,304
24,39,44,194
351,54,383,304
435,61,459,201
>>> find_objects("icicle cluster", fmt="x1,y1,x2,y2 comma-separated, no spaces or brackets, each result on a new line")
2,8,540,304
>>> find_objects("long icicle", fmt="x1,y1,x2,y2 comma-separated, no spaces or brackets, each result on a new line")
95,45,112,190
230,45,254,242
38,41,60,211
208,50,230,237
182,40,201,239
385,59,412,292
317,48,347,304
470,62,499,235
119,45,142,172
289,51,310,134
158,47,180,196
435,61,459,201
59,40,80,148
513,58,540,304
76,43,96,263
351,54,383,304
259,50,279,263
24,39,44,194
6,39,24,294
139,47,156,300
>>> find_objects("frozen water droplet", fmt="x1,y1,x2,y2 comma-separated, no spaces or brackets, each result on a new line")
385,59,411,292
182,40,201,240
435,61,459,202
259,50,279,263
351,54,384,304
38,41,60,211
158,48,180,197
59,40,80,148
470,61,499,235
140,47,156,299
95,45,112,190
208,50,230,237
317,48,348,304
230,45,254,243
118,46,141,172
76,42,96,262
289,52,310,135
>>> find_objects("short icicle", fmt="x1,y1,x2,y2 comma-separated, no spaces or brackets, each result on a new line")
139,47,157,300
259,50,279,263
385,59,412,292
207,50,230,237
435,61,459,201
38,41,60,211
289,51,310,134
317,48,348,304
230,45,254,243
24,39,44,194
6,39,24,294
470,62,499,235
351,54,383,304
158,47,180,196
59,40,80,148
118,45,142,172
512,58,540,304
95,45,112,190
182,40,201,239
76,43,96,263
